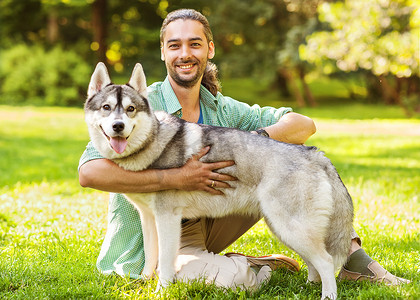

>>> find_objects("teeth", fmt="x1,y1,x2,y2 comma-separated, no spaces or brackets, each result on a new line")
179,64,193,69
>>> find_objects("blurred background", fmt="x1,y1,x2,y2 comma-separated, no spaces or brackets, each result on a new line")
1,3,419,298
0,0,419,116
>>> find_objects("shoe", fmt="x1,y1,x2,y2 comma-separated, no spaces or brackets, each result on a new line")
224,252,300,273
338,261,411,286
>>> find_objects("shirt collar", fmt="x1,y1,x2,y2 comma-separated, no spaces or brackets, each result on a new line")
199,84,218,111
161,77,182,115
161,76,218,114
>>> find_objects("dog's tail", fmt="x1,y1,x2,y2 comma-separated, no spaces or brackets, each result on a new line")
325,163,354,271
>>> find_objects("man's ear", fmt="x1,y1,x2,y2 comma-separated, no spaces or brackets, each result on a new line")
208,41,215,59
161,46,165,61
128,63,148,98
87,62,111,99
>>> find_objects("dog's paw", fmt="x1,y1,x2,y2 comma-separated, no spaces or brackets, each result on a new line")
141,268,157,280
321,292,337,300
307,275,322,283
154,278,173,293
141,262,158,279
154,282,163,294
140,272,155,281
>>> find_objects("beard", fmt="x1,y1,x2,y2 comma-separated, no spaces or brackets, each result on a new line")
166,58,208,88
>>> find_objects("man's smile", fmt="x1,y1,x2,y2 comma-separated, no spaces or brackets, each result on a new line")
177,63,196,71
180,64,193,68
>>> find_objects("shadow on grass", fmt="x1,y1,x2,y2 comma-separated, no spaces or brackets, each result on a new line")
308,136,420,186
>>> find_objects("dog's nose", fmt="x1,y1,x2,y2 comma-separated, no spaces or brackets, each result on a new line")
112,121,125,132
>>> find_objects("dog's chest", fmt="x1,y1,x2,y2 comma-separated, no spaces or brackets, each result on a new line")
124,193,156,210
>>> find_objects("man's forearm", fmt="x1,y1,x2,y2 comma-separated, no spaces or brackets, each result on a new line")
79,158,179,193
79,150,236,195
265,112,316,144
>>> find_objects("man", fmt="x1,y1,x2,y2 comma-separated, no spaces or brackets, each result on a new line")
79,8,408,289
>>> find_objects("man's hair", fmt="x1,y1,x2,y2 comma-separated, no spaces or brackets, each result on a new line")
160,9,221,96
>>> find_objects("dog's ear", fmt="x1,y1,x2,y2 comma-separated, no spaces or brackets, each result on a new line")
128,63,147,98
88,62,111,98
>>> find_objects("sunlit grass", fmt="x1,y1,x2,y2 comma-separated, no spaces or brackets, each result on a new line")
0,106,87,188
0,105,419,299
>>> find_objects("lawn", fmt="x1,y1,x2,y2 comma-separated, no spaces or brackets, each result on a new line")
0,104,419,299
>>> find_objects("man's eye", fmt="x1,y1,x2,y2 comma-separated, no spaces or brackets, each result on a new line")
127,106,135,112
103,104,111,110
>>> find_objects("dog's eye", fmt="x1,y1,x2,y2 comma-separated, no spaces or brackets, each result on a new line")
127,106,135,112
103,104,111,110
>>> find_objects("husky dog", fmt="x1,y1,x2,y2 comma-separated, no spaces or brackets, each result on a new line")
84,62,354,299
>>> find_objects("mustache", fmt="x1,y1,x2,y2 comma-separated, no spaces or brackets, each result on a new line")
175,58,199,65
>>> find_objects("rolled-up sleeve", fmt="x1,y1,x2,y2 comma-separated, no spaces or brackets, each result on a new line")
78,141,104,171
219,96,292,131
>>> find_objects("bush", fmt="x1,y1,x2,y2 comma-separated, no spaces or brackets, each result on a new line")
0,44,91,106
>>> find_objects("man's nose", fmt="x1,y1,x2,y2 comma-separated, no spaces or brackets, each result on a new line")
180,45,192,59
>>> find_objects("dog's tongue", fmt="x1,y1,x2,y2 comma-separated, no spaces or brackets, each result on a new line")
110,137,127,154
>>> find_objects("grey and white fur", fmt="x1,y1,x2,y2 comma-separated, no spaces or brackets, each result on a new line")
84,62,354,299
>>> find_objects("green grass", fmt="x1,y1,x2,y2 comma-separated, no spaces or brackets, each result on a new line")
0,104,419,299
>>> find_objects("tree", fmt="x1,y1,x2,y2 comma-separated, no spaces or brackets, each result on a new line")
300,0,420,114
92,0,108,63
205,0,325,107
277,19,319,107
0,0,168,76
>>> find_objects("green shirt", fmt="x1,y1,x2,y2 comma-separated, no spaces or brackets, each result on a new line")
79,77,292,279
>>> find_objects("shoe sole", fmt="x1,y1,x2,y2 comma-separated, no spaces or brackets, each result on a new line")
225,252,300,272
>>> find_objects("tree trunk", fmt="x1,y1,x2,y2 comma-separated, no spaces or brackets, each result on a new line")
92,0,107,63
380,75,412,117
280,68,306,108
47,8,59,44
273,70,291,97
298,66,317,107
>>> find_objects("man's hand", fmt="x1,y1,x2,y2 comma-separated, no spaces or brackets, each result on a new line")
172,146,236,195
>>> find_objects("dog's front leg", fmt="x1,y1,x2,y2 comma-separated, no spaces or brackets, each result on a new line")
138,206,158,279
154,209,182,292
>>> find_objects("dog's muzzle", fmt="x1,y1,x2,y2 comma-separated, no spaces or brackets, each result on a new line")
100,124,129,154
113,121,125,133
